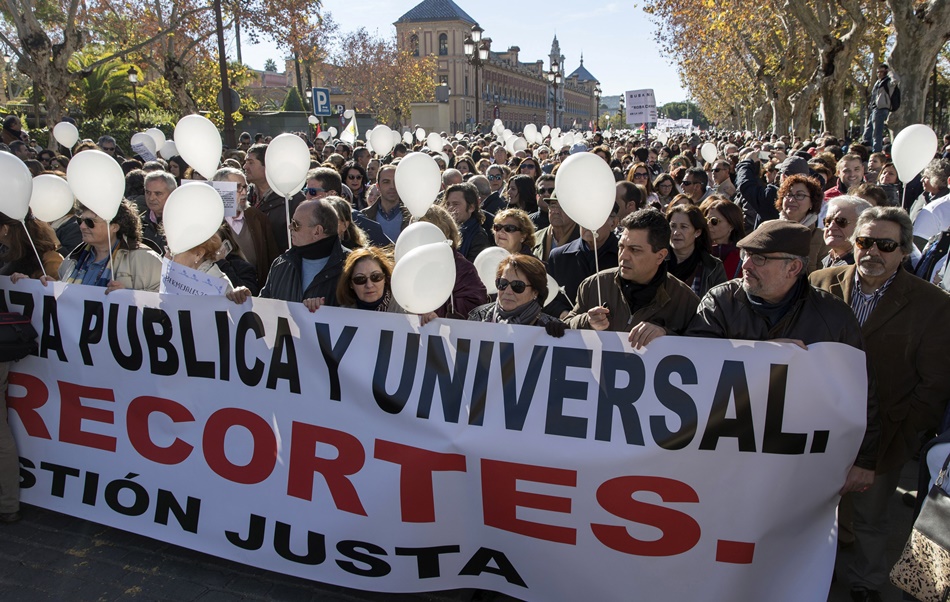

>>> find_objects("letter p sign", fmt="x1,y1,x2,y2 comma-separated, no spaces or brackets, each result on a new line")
313,87,331,116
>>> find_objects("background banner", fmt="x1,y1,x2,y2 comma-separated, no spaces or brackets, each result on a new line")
2,279,867,602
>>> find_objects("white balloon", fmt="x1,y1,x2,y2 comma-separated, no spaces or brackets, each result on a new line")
555,153,617,231
503,129,514,141
513,137,528,152
892,124,939,182
494,119,503,126
394,221,446,264
700,142,718,164
329,127,338,138
455,132,463,140
343,109,355,119
0,152,33,220
426,132,442,150
163,183,225,255
415,127,426,141
317,131,331,141
66,150,125,221
545,274,561,306
562,132,575,147
266,170,305,198
402,130,413,145
174,115,222,180
549,135,563,151
265,133,311,197
552,128,561,137
394,152,441,218
391,130,402,147
130,132,157,156
541,125,551,138
370,125,394,157
52,122,79,149
159,140,178,159
473,246,510,294
523,123,538,141
308,115,319,124
492,124,504,137
29,174,74,222
391,241,456,314
145,127,166,150
505,136,516,155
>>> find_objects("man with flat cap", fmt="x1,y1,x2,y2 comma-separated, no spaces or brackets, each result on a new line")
686,219,879,494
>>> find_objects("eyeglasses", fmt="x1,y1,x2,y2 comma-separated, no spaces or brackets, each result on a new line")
75,216,99,229
538,187,555,195
496,278,531,294
713,167,728,173
303,187,325,197
520,163,537,170
289,218,309,232
559,151,570,157
657,182,673,188
740,250,796,266
707,216,722,226
783,192,810,202
854,236,900,253
487,174,503,181
236,184,248,192
823,216,849,229
101,146,116,152
493,223,521,233
682,180,699,187
346,173,362,180
352,271,385,285
632,172,648,180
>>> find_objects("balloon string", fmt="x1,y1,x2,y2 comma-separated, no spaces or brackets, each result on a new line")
21,219,47,279
284,194,292,251
592,230,602,308
107,227,115,282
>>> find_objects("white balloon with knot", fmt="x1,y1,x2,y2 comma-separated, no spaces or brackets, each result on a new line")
891,124,938,182
394,152,441,218
52,122,79,149
391,242,456,315
174,115,222,180
394,222,446,264
163,183,225,256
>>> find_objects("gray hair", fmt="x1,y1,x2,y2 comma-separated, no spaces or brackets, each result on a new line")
144,170,177,192
441,168,462,186
922,159,950,188
303,198,339,235
213,167,245,182
851,206,914,254
469,175,491,199
827,194,872,217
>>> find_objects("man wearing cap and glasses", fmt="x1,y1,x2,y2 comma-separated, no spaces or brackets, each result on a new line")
686,219,879,499
810,207,950,602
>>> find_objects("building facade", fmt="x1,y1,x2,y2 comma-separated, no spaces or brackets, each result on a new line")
394,0,598,133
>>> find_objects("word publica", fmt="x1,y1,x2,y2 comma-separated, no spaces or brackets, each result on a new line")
9,379,749,563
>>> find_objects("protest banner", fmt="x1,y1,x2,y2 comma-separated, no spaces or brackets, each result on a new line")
625,89,658,125
1,279,867,602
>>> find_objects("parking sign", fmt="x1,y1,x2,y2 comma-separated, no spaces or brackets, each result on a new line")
312,87,331,116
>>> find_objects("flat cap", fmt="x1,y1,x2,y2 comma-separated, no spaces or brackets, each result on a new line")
737,219,812,257
779,156,810,176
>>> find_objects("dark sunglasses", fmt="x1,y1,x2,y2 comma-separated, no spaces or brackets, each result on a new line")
487,174,503,181
538,187,555,195
823,216,849,229
520,163,537,170
493,223,521,233
101,146,116,152
75,216,99,229
632,172,648,179
707,216,722,226
352,272,385,285
496,278,530,294
854,236,900,253
303,187,325,197
682,180,698,186
289,218,304,232
713,167,728,173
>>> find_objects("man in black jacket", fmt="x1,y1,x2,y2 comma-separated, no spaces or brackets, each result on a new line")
862,64,898,153
227,198,348,311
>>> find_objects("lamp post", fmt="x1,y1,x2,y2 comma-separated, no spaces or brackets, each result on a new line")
464,25,488,133
305,88,312,112
593,83,602,131
128,66,141,129
618,94,626,128
546,59,561,129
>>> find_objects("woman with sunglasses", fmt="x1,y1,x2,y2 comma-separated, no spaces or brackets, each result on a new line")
492,208,536,255
701,198,745,279
626,162,659,207
2,210,63,280
340,161,369,210
517,157,541,182
820,195,872,268
468,254,565,337
336,247,403,312
57,200,162,293
666,204,726,297
774,174,827,273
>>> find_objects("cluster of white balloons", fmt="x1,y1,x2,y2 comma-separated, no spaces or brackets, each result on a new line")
391,222,455,314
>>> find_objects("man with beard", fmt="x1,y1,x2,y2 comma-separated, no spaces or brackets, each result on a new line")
810,207,950,602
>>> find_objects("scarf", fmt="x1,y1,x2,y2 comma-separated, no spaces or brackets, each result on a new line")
356,289,393,312
296,235,337,260
63,243,117,286
620,264,667,312
668,248,702,285
747,277,805,328
491,298,542,325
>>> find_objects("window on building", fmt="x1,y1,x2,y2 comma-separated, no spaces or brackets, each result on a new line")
439,75,449,86
439,34,448,56
410,34,419,57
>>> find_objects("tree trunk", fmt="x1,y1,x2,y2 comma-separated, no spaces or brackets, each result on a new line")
772,96,791,136
164,55,198,116
234,13,242,65
789,82,819,140
754,101,771,133
819,77,849,139
886,0,950,135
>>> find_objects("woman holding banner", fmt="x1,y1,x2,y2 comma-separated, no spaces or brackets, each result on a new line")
56,200,162,293
468,254,565,337
1,210,64,279
335,247,403,313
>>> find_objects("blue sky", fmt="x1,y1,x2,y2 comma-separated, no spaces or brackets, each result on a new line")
239,0,690,105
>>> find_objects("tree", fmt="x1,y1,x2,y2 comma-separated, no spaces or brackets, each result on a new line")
68,50,157,119
885,0,950,134
281,86,305,111
264,58,277,72
329,27,436,128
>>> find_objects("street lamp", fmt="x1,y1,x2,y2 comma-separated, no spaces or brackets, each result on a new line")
127,66,141,129
618,94,626,128
546,59,561,129
464,25,488,133
593,83,602,132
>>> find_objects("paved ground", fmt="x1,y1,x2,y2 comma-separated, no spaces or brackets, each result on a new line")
0,462,921,602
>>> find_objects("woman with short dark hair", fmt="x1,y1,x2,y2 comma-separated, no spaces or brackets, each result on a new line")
468,253,565,337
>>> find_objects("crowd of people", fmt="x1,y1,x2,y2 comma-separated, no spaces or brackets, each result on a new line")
1,112,950,602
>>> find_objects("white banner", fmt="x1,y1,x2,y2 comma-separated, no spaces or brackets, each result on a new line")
625,89,657,125
2,279,867,602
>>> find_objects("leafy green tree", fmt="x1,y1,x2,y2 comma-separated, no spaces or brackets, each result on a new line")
281,86,305,111
264,58,278,72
